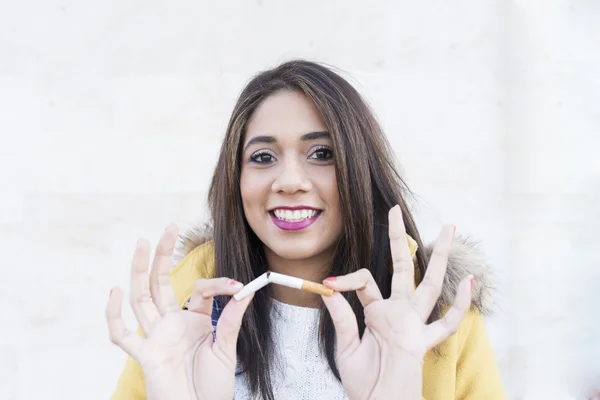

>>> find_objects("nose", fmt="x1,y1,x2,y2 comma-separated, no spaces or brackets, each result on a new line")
271,157,312,194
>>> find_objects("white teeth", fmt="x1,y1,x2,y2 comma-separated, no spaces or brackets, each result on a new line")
272,209,319,222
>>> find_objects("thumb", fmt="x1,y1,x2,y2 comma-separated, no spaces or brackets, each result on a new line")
322,292,360,358
214,293,254,361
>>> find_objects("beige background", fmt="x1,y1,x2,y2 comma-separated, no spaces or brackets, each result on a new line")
0,1,599,399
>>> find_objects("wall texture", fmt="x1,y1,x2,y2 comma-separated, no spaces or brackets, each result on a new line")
0,1,598,399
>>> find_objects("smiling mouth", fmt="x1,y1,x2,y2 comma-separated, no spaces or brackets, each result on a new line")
268,209,323,231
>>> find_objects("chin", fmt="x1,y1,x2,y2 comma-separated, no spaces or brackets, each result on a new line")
265,237,331,261
269,244,319,260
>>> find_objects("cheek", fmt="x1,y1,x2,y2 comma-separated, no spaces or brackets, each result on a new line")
239,169,255,214
324,172,343,234
240,168,271,212
318,168,339,206
310,167,341,218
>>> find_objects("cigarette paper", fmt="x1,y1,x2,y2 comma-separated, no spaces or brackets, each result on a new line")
267,272,303,289
233,272,269,301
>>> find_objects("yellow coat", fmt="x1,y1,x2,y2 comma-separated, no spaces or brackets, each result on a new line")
111,239,506,399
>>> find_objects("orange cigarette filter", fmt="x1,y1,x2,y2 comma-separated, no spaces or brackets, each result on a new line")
301,280,334,297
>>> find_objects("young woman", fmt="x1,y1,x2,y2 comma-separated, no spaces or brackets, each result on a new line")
107,60,505,399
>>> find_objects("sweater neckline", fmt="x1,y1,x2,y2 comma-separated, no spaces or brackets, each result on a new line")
270,297,321,324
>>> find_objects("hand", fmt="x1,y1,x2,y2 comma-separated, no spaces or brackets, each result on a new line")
322,206,473,400
105,224,253,400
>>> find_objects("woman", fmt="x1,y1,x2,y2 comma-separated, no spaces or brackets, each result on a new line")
107,60,505,399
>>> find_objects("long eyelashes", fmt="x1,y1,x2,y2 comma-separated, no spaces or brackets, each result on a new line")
308,145,334,161
249,150,276,164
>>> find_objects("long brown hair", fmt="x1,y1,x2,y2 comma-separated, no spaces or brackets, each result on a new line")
208,60,436,400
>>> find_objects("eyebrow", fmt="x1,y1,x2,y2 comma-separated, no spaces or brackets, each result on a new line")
243,131,330,152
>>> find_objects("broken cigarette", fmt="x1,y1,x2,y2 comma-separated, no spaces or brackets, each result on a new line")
233,271,333,301
233,272,269,301
268,272,334,297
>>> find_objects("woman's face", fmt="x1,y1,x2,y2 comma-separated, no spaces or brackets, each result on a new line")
240,90,342,262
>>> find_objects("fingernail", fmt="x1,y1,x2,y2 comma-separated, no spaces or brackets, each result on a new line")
468,275,474,291
229,280,243,288
109,289,113,297
324,276,337,283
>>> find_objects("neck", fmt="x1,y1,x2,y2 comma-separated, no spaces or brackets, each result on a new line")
264,247,332,308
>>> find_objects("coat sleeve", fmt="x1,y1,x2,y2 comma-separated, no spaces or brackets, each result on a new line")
109,241,215,399
453,309,506,399
110,351,147,400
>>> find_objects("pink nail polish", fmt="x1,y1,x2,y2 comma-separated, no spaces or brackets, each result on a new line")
468,275,474,291
324,276,337,282
229,280,241,287
109,289,113,297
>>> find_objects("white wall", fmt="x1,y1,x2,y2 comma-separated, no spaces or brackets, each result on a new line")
1,1,598,399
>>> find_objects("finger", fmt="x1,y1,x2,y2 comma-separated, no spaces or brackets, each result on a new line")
321,292,360,359
424,275,473,348
322,268,383,308
149,224,180,315
187,278,245,316
106,287,144,359
213,293,254,369
389,205,414,299
129,239,160,335
412,225,455,321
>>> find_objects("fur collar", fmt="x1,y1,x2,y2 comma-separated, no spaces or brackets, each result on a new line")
173,223,495,316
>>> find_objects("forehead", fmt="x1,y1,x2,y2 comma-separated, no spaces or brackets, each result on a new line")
245,90,327,141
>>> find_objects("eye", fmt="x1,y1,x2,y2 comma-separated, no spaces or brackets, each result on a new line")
308,146,334,161
249,150,277,164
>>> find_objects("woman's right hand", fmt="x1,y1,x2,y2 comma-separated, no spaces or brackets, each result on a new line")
105,224,253,400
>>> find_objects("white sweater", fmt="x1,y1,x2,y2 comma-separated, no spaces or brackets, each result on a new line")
234,299,348,400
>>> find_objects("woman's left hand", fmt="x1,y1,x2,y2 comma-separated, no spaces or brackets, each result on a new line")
322,205,473,400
